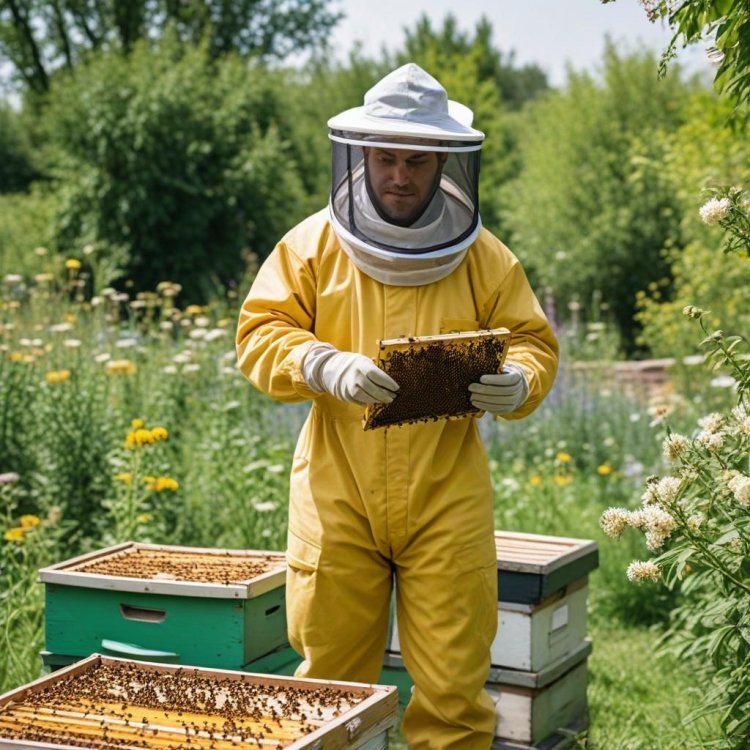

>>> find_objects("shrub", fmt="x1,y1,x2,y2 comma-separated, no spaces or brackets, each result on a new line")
43,33,308,300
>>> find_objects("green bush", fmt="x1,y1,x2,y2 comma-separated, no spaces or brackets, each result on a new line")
43,34,309,301
635,93,750,357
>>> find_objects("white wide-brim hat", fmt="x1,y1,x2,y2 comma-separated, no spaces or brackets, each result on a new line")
328,63,484,142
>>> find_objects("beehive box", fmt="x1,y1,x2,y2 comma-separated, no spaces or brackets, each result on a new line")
0,654,398,749
40,542,288,670
383,640,590,746
363,328,510,430
487,640,591,747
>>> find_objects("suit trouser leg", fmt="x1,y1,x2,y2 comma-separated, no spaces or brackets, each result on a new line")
396,538,498,750
286,533,393,684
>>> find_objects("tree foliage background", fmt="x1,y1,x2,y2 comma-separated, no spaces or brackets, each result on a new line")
0,0,747,353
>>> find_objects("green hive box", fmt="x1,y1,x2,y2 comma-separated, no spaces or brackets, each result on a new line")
39,542,288,670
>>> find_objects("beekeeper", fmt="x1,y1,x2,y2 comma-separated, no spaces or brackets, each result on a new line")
236,63,558,749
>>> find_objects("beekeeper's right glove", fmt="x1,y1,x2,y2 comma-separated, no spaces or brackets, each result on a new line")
303,343,399,405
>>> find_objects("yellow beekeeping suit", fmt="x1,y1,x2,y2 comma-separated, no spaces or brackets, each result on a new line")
236,208,558,749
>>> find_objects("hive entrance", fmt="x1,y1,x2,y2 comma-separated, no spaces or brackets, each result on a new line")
364,328,510,430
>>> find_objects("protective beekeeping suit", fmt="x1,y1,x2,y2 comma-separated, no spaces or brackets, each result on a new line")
236,63,558,749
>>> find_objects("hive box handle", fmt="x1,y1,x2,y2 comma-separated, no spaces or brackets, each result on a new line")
119,603,167,623
265,604,281,617
101,638,179,661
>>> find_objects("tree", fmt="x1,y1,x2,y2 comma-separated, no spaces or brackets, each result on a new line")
501,43,694,352
44,34,308,300
636,92,750,357
398,15,549,111
0,0,341,93
605,0,750,118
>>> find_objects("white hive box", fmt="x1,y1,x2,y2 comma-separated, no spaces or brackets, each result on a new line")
488,640,591,748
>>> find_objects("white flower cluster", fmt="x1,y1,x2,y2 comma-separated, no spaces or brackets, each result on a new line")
641,475,681,506
727,472,750,506
663,433,689,460
730,405,750,437
699,197,731,225
630,506,679,551
696,430,724,452
626,560,661,583
600,508,630,539
600,505,677,551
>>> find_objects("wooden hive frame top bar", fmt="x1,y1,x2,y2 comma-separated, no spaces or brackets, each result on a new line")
39,542,287,599
0,654,398,750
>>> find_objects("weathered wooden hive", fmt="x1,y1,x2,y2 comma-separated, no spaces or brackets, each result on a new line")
364,328,510,430
39,543,288,671
0,654,398,749
385,530,599,749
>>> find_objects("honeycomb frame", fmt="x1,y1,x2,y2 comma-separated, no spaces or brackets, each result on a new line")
363,328,510,430
0,654,398,749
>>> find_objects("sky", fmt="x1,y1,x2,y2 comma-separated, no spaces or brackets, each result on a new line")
329,0,713,87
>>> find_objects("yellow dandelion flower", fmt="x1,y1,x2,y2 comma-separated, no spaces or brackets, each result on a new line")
64,313,76,324
3,527,26,542
105,359,137,376
155,476,179,492
185,305,203,315
556,452,572,463
8,352,23,362
136,513,153,524
124,428,156,449
150,426,168,442
529,475,543,487
65,259,81,270
553,475,574,487
115,472,133,484
45,369,71,384
597,464,614,476
19,514,41,529
131,418,145,429
142,475,157,485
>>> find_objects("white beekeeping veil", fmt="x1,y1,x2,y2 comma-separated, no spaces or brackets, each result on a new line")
327,63,484,286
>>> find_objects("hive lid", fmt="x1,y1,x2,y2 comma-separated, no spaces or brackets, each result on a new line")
495,531,598,576
363,328,510,430
0,654,398,749
494,531,599,605
38,542,286,599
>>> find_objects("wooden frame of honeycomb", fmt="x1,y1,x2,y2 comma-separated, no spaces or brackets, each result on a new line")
39,543,287,599
363,328,511,430
0,654,398,749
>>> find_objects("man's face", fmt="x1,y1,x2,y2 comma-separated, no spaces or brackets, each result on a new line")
364,147,444,225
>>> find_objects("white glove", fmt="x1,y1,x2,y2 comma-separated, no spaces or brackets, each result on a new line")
302,343,399,405
468,362,529,415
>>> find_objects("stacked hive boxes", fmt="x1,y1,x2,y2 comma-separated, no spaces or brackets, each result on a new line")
384,530,599,750
39,542,291,673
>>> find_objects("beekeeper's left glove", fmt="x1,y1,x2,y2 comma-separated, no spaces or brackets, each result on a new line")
468,362,529,415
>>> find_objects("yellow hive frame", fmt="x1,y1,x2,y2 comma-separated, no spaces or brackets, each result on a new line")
363,327,511,430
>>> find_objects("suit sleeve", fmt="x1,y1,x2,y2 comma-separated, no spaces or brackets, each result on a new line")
481,259,559,420
235,241,321,403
